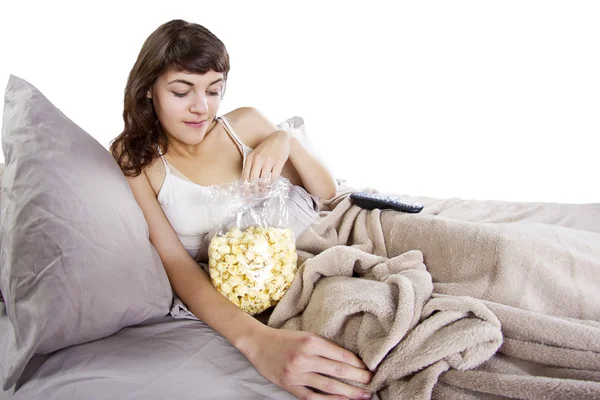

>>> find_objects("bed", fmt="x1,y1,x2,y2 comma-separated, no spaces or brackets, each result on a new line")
1,75,599,400
0,314,294,399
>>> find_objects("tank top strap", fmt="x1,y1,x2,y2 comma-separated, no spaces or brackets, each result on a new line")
217,116,250,165
156,145,171,176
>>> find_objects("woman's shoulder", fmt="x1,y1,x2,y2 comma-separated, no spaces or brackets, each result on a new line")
222,106,263,124
143,154,167,195
222,107,279,149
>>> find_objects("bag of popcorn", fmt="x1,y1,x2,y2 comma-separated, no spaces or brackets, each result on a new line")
206,177,298,315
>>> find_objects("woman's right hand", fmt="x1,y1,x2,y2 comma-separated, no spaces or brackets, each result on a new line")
240,325,373,400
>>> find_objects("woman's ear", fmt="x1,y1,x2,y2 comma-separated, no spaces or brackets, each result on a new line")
146,89,152,99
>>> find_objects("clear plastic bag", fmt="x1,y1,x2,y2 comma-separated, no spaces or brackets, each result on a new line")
205,177,298,315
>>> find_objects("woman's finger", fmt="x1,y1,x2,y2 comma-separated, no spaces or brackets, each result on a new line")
249,158,264,182
310,337,369,371
271,160,285,180
260,159,275,180
304,372,371,400
306,355,372,385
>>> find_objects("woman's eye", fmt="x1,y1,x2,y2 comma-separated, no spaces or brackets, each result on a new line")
207,91,220,96
173,92,189,98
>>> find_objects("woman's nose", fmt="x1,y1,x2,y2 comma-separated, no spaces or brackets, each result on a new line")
190,94,208,114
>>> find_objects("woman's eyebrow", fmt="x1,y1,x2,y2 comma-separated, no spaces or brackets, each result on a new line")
167,78,224,86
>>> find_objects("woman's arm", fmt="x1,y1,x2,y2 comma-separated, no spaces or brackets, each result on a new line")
125,168,263,347
123,167,372,400
228,107,337,200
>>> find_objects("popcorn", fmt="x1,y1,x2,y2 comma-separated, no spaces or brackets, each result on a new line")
208,226,298,315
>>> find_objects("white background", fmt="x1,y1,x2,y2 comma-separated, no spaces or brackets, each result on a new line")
0,1,598,203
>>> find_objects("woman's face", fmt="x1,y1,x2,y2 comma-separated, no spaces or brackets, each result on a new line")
148,69,225,145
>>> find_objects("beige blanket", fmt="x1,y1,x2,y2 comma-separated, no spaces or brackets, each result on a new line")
268,185,600,399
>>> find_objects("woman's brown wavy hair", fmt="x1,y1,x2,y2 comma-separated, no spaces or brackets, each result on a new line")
110,19,230,177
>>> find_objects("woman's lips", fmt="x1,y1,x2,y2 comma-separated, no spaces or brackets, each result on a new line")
184,120,207,128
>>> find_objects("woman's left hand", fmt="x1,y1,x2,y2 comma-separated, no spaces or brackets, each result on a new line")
242,130,291,182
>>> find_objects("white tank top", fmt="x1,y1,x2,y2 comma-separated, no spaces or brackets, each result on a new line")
156,116,254,259
156,115,322,261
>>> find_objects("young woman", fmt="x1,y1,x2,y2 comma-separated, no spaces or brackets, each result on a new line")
110,19,373,400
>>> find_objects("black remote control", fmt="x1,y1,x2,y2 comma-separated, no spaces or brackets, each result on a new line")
350,191,424,213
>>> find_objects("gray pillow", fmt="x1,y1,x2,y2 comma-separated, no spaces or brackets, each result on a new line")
0,75,173,390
